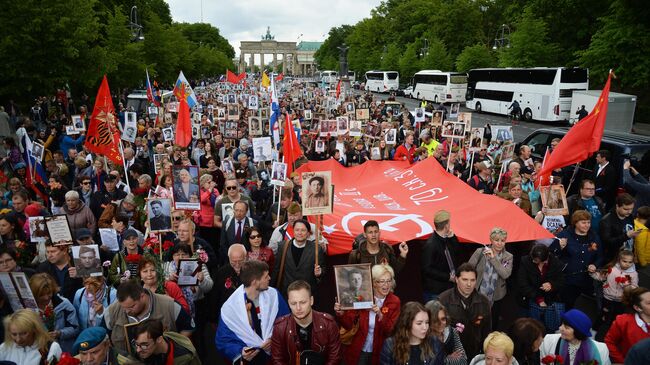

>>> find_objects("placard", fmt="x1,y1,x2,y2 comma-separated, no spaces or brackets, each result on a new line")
252,137,272,162
384,129,397,145
469,127,485,151
337,116,349,135
99,228,119,251
162,127,174,142
301,171,333,216
334,263,374,310
72,115,86,132
72,244,103,278
177,259,200,286
249,116,263,137
541,185,569,216
349,120,363,137
28,216,48,244
270,162,287,186
45,215,73,246
172,166,200,210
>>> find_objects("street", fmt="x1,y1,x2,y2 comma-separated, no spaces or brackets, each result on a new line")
371,92,569,142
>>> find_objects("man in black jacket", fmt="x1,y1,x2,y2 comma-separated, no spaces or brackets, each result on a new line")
599,193,638,263
421,210,460,302
593,149,618,209
37,243,83,303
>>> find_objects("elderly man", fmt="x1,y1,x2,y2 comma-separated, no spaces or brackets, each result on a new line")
73,326,124,365
468,161,494,194
215,244,247,320
421,210,460,302
513,145,533,172
175,219,217,270
173,168,199,203
64,190,97,235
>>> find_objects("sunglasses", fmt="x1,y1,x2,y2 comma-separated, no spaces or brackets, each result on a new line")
82,182,91,185
225,186,237,191
173,216,184,221
249,234,261,239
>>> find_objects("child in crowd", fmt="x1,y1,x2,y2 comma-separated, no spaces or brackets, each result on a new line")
591,249,638,324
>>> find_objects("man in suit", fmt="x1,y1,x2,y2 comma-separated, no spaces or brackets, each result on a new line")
173,168,199,203
219,200,256,264
593,149,617,209
149,200,171,231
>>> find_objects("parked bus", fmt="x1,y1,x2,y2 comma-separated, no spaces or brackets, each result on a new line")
364,71,399,92
411,70,468,104
320,70,338,84
465,67,589,122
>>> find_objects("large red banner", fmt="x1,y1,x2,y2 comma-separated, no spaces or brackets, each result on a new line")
298,159,553,255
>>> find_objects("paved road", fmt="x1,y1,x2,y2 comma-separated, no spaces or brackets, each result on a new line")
371,92,569,142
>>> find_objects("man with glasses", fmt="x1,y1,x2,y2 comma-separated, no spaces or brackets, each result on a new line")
219,201,256,265
566,179,606,231
213,178,254,229
132,319,200,365
102,280,194,353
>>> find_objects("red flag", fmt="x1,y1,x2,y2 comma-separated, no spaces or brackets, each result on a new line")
536,73,612,179
85,76,123,165
336,80,342,99
237,72,247,83
283,113,303,176
226,70,239,84
175,93,192,147
275,73,284,81
534,148,552,189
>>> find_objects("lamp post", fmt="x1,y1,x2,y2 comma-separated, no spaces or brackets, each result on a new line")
492,24,510,50
338,44,350,97
420,38,429,58
130,6,144,42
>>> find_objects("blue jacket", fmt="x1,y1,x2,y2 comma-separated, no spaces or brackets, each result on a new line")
53,293,79,353
380,336,444,365
59,134,85,155
72,285,117,331
550,228,604,286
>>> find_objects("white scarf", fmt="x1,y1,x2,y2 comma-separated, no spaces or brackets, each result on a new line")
220,285,280,349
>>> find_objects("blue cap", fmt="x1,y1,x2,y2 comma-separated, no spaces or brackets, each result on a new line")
561,309,592,338
73,327,108,355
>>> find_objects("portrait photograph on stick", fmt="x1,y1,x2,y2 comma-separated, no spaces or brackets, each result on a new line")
541,184,569,216
45,215,73,246
177,259,200,286
147,198,173,231
334,263,374,310
172,166,200,210
301,171,333,215
71,244,102,278
271,162,287,186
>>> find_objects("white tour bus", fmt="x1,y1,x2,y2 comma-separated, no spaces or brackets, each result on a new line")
320,70,338,84
364,71,399,92
411,70,468,104
465,67,589,122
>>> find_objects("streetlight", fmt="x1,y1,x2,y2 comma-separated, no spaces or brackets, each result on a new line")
492,24,511,50
130,6,144,42
420,38,429,57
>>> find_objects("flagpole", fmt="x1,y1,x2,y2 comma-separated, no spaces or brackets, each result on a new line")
495,161,507,192
276,156,285,223
119,140,132,189
566,162,581,194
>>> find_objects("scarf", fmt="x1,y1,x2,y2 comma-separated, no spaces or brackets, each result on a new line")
86,284,107,327
558,338,602,365
479,250,502,303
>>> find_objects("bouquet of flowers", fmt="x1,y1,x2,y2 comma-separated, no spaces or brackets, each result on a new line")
541,355,564,364
41,303,55,332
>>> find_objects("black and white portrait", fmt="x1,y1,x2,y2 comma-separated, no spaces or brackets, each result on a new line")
248,95,259,110
72,244,102,278
271,162,287,186
72,115,85,132
177,259,199,286
162,127,174,142
252,137,272,162
385,129,397,145
32,142,45,162
147,198,172,232
334,264,374,310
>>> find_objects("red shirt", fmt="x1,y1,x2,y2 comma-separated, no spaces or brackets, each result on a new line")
393,144,416,164
605,313,650,363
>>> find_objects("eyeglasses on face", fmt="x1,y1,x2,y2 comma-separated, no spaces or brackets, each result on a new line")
249,234,261,239
374,279,392,285
82,181,91,185
133,340,153,350
225,186,237,191
173,216,184,221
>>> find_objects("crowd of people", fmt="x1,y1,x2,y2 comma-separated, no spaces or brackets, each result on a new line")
0,74,648,365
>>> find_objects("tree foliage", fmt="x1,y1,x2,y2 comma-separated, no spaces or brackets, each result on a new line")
456,44,497,72
0,0,234,103
497,7,560,67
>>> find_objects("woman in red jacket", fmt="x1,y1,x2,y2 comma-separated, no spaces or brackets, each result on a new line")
605,286,650,363
335,264,401,365
195,173,220,241
393,132,416,164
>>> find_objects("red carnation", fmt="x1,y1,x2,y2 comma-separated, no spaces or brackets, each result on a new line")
57,352,81,365
225,277,232,289
125,254,142,264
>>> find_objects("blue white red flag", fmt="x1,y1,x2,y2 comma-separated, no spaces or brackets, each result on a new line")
173,71,198,108
269,73,280,148
21,134,48,203
145,68,160,107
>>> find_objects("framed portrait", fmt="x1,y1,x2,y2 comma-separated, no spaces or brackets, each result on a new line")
304,109,312,120
384,129,397,145
469,127,485,151
0,272,29,311
191,124,200,139
98,228,119,251
319,120,331,137
491,125,514,142
167,102,179,113
71,244,102,278
310,120,320,134
224,121,238,139
248,95,259,110
147,198,173,231
315,140,325,153
217,107,226,120
541,185,569,216
252,137,273,162
336,116,349,135
449,103,460,119
365,121,380,137
153,154,168,175
65,125,77,135
32,142,45,162
200,125,212,140
148,106,159,116
124,322,139,355
314,112,326,121
12,272,38,310
249,116,263,137
227,94,237,105
164,113,173,124
260,108,269,119
72,115,86,132
371,147,381,161
301,171,333,216
221,159,234,176
172,166,200,210
177,259,200,286
221,203,235,223
28,216,48,244
334,263,374,310
349,120,363,137
414,108,425,124
271,162,287,186
162,127,174,142
355,108,370,121
501,143,516,162
45,215,73,246
431,111,444,127
227,104,240,121
457,112,472,130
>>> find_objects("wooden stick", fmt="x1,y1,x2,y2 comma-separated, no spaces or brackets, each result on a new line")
158,232,163,261
315,215,321,267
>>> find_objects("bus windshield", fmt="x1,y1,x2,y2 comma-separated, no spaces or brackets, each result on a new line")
450,75,468,84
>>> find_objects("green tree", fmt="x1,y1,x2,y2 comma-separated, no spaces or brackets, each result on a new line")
380,43,402,71
497,7,559,67
173,22,235,59
102,6,146,91
456,44,496,72
314,25,353,71
398,43,421,79
420,38,453,71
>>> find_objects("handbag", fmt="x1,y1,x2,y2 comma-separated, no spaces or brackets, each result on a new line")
339,317,359,345
528,300,565,333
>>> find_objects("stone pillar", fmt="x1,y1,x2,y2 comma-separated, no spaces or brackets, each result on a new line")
239,53,245,74
273,53,277,73
282,54,287,74
249,54,254,72
260,53,265,71
293,54,299,76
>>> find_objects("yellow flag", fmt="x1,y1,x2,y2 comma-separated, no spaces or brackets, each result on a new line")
262,72,270,88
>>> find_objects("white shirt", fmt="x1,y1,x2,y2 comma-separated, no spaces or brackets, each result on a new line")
597,161,609,177
362,296,386,352
0,341,62,365
540,334,611,365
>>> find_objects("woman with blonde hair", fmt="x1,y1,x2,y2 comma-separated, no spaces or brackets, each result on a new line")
0,309,62,364
29,273,79,353
469,331,519,365
380,301,444,365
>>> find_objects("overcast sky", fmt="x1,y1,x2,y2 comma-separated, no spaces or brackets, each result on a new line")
165,0,382,58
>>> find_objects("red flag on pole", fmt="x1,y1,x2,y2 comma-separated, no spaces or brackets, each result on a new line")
536,72,612,179
275,73,284,81
85,76,123,165
534,148,552,189
226,70,239,84
336,80,342,99
237,72,247,83
283,113,303,176
175,92,192,147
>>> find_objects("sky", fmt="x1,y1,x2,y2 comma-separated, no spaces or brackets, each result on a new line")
165,0,383,58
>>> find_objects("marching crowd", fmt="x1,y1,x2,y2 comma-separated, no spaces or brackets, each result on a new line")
0,75,648,365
